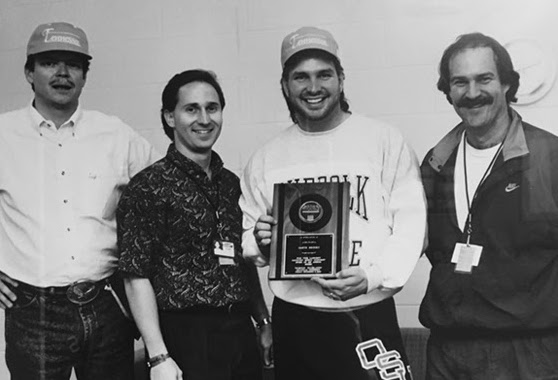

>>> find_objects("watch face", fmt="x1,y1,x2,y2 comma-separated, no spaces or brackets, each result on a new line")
505,39,556,105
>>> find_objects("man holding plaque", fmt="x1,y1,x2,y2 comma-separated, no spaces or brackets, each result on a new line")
240,26,426,380
420,33,558,379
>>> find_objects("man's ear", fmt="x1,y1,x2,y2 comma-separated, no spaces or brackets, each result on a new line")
163,110,175,128
281,79,290,97
24,67,34,86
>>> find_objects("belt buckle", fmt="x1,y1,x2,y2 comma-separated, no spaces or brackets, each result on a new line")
66,281,100,305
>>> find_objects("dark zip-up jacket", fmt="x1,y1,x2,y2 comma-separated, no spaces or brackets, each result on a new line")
419,109,558,334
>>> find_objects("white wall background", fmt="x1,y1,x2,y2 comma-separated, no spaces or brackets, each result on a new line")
2,0,558,377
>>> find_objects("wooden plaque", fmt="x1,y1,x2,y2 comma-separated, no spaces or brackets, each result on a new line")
269,182,350,280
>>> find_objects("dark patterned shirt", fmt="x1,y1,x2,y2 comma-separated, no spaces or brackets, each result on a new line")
117,144,251,310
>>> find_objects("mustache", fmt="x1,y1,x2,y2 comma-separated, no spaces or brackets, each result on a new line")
50,80,74,87
456,96,493,108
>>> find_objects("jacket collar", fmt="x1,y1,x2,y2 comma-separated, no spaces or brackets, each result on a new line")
427,108,529,173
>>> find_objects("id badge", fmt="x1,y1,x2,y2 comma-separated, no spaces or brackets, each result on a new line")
451,243,483,274
214,240,236,266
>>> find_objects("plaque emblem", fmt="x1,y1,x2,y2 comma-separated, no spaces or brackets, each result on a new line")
299,200,323,223
289,194,332,232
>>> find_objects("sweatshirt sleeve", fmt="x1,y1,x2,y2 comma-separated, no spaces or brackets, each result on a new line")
239,152,272,267
366,128,427,292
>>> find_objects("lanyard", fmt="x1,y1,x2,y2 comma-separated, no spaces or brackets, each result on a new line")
186,173,223,237
462,135,503,245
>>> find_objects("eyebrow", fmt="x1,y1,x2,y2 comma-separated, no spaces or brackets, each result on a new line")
291,67,335,76
183,101,221,108
450,72,495,82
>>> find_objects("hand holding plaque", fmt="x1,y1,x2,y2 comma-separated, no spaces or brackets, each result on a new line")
269,182,350,280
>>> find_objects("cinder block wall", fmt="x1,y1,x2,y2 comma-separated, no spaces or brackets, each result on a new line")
2,0,558,376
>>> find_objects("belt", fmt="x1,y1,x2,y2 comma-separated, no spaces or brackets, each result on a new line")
16,277,111,306
179,300,252,315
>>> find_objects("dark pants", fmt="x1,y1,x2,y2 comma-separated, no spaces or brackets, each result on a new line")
159,305,262,380
426,329,558,380
272,297,412,380
5,282,135,380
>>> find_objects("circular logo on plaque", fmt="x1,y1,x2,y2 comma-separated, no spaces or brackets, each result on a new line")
299,200,323,223
289,194,332,232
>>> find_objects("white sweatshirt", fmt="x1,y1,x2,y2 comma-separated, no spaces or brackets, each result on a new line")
240,114,427,311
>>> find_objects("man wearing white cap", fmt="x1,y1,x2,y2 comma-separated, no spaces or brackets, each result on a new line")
240,26,426,380
0,22,156,379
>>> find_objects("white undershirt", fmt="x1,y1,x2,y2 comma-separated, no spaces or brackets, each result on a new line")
454,133,502,231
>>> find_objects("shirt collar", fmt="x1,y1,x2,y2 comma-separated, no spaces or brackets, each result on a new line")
427,108,529,172
27,102,83,135
166,143,224,179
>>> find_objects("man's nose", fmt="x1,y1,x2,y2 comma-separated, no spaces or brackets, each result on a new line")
465,82,481,98
198,109,210,124
307,78,320,93
55,62,70,76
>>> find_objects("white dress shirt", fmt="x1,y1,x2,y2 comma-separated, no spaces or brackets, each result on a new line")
0,104,158,286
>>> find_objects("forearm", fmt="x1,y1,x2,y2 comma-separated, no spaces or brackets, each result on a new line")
124,276,168,357
245,262,270,322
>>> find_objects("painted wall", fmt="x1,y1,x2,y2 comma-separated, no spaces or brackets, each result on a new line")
1,0,558,376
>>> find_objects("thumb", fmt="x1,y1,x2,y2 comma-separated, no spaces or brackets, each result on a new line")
336,267,355,279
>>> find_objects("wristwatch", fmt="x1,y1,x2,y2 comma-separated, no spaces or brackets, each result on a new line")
147,352,170,369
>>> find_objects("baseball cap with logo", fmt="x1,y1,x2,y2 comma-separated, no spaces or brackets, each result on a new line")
280,26,339,68
27,22,91,59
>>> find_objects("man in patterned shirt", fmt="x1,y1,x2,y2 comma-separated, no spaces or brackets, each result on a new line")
117,69,272,379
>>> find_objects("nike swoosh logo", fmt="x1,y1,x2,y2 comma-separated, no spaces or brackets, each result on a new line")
505,183,520,192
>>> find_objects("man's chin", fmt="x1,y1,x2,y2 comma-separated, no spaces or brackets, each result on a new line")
296,106,329,120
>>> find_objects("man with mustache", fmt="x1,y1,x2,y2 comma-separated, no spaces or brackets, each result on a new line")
240,26,426,380
420,32,558,378
0,22,156,379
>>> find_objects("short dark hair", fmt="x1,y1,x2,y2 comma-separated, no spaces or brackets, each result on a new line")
281,49,350,124
437,32,520,104
160,69,226,140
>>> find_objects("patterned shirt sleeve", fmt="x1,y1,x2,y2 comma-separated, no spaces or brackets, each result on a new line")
117,172,164,278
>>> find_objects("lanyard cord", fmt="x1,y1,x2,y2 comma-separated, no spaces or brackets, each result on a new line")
186,173,223,237
463,134,503,245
